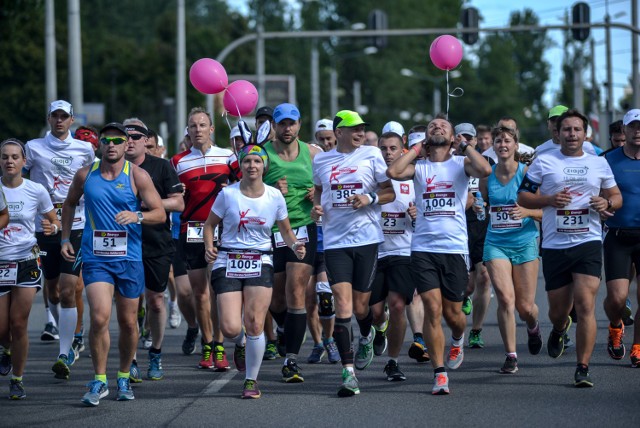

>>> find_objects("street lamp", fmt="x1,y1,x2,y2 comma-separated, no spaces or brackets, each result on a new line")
329,47,379,114
400,68,461,116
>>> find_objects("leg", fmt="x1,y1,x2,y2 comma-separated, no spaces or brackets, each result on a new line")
175,273,197,328
604,279,630,327
284,262,312,357
85,283,115,375
145,289,166,350
216,291,244,339
305,273,322,345
513,259,540,328
471,263,491,330
421,289,445,368
386,292,407,358
115,291,140,374
188,268,212,343
486,259,517,354
8,287,38,377
57,273,79,358
74,274,84,335
572,273,600,366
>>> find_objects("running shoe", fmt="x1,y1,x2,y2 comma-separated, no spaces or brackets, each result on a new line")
141,330,152,350
307,344,325,364
500,355,518,374
182,326,198,355
52,355,70,380
242,379,261,399
66,347,78,367
116,377,135,401
324,338,341,364
527,325,543,355
9,379,25,400
468,329,484,348
81,380,108,406
630,344,640,368
446,345,464,370
574,365,593,388
337,369,359,397
373,322,389,356
137,306,146,333
354,329,375,370
461,296,473,315
607,324,625,360
383,360,406,381
0,350,12,376
408,340,431,363
564,334,574,348
168,304,182,329
623,298,634,326
432,372,450,395
213,345,230,372
276,328,286,358
282,359,304,383
72,334,85,354
199,344,214,369
129,359,143,383
547,317,572,359
40,322,59,341
233,345,246,372
263,340,278,360
147,351,164,380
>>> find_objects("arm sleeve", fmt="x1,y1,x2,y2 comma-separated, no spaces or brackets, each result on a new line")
0,189,6,211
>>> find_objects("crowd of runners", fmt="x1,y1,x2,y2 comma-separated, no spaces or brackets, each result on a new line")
0,99,638,403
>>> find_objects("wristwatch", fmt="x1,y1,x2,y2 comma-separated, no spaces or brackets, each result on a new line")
458,141,469,154
136,211,144,224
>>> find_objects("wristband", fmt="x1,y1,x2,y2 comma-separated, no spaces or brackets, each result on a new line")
51,223,59,235
291,241,303,251
459,141,469,154
368,192,378,205
61,238,70,244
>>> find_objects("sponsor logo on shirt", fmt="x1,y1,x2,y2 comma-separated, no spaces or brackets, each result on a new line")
400,183,410,194
52,175,72,191
2,225,22,238
238,209,266,232
329,165,358,183
7,202,23,212
563,166,588,176
51,156,73,167
115,183,125,190
426,175,452,192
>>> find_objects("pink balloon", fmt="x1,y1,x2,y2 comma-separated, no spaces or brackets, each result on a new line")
223,80,259,117
429,35,463,71
189,58,228,94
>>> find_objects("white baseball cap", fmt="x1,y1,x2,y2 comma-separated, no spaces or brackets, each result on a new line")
315,119,333,134
49,100,73,116
623,109,640,125
408,132,426,148
382,121,405,138
230,126,241,139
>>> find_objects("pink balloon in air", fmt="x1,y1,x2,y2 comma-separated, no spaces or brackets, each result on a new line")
429,35,463,71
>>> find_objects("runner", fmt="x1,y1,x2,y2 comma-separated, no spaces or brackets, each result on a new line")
536,106,598,156
479,126,543,374
602,109,640,367
60,122,165,405
387,115,491,395
203,144,306,398
263,103,321,382
518,109,622,387
1,138,58,399
171,107,238,371
24,100,95,380
311,110,395,396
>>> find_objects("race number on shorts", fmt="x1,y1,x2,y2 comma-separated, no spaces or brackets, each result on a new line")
225,252,262,278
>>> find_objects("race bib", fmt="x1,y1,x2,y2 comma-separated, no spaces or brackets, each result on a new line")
187,221,206,243
381,212,407,235
274,225,309,248
225,252,262,278
92,230,127,256
0,262,18,286
422,192,456,216
490,205,522,229
54,203,63,221
468,177,480,193
331,183,363,208
556,209,589,233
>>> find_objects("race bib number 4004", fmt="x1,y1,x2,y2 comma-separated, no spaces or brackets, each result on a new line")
92,230,128,256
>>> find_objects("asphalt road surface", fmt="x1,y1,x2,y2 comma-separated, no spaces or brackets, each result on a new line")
2,268,638,427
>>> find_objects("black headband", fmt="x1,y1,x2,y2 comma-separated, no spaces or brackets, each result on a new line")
125,124,148,136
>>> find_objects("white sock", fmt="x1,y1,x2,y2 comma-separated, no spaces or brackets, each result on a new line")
168,300,177,310
452,334,464,348
45,307,57,326
49,302,60,324
245,333,265,381
58,308,77,357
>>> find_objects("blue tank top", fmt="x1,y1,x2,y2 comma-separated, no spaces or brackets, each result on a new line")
485,162,538,247
605,147,640,229
82,160,142,263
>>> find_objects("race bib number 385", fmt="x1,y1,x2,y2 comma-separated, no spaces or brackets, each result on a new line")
93,230,128,256
331,183,363,208
556,209,589,233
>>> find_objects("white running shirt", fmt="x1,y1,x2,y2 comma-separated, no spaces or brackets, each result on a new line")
411,155,469,254
379,180,414,258
25,132,95,231
210,182,288,270
483,142,535,163
535,139,597,156
524,150,616,249
312,145,389,250
1,180,54,261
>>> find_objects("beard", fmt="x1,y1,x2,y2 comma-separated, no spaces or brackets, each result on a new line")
427,135,450,147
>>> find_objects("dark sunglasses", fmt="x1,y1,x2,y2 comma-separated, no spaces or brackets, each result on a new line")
100,136,127,146
129,134,147,141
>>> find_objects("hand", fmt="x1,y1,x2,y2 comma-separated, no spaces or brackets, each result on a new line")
61,241,75,262
510,204,525,220
115,211,138,225
311,205,324,221
347,194,371,210
292,241,306,260
275,176,288,196
550,188,572,208
305,186,314,202
204,246,218,263
41,219,55,236
471,196,485,214
407,202,417,220
589,195,609,213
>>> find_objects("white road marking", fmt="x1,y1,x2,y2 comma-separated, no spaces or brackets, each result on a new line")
202,371,237,395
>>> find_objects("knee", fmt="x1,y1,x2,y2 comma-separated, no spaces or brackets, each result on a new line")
388,296,406,318
220,321,242,339
515,300,534,318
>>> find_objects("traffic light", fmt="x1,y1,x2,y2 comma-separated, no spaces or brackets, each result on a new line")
572,2,590,42
368,9,388,49
461,7,479,45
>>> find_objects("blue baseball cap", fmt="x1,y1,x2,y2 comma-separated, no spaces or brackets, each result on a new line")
273,103,301,123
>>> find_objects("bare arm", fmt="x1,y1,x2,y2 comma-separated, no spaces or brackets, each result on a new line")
376,180,395,205
203,210,222,263
387,144,418,181
311,184,324,221
463,148,492,178
276,217,306,260
0,207,9,229
61,166,89,261
162,192,185,213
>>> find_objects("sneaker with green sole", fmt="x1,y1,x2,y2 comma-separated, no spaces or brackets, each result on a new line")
468,329,484,348
354,330,375,370
461,296,473,315
337,369,360,397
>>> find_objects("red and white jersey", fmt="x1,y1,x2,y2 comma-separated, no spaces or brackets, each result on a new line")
525,150,616,249
210,182,287,269
171,145,238,234
412,156,469,254
379,180,414,258
24,132,94,231
312,145,389,250
1,180,54,261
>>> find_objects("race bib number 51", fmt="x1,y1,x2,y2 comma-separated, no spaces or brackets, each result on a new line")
93,230,128,256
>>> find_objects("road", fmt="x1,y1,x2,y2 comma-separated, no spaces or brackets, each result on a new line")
2,268,638,427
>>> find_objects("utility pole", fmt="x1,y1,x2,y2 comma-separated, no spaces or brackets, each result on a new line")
605,5,614,124
633,0,639,108
176,0,186,151
67,0,83,117
45,0,57,114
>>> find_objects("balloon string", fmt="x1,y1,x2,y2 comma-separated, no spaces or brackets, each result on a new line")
222,111,239,158
446,71,450,119
445,70,464,119
224,88,243,120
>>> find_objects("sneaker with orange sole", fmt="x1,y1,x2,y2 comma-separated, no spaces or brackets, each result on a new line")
630,344,640,368
607,324,625,360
